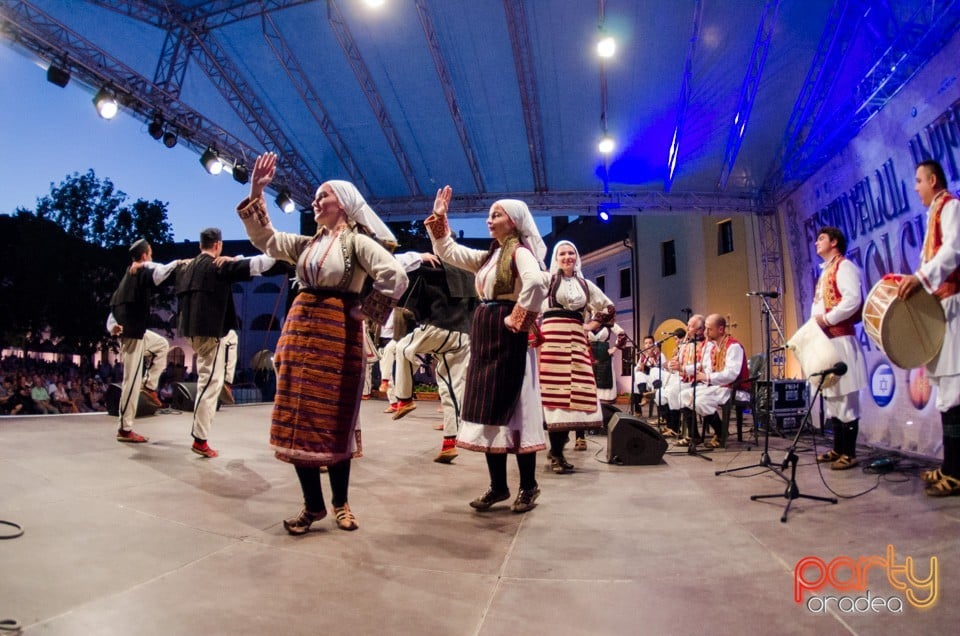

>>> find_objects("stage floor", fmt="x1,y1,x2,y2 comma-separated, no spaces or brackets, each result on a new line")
0,402,956,635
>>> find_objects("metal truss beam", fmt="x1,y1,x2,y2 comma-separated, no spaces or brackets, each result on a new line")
326,0,421,196
0,1,308,199
665,0,702,192
755,210,785,378
766,0,858,191
261,10,370,194
153,25,193,97
84,0,315,30
503,0,547,192
778,0,960,196
369,190,770,221
85,0,320,201
415,0,485,193
718,0,781,190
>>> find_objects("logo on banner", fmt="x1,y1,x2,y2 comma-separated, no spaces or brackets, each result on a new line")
870,363,895,407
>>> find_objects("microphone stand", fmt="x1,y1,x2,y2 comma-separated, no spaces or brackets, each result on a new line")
750,370,838,522
715,294,787,480
667,336,712,462
637,336,675,429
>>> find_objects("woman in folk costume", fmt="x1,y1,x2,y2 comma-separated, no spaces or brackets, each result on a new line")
425,186,549,513
237,152,408,534
539,240,616,473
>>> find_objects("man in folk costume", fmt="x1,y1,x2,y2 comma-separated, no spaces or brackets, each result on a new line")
107,239,178,443
898,159,960,496
812,226,867,470
175,228,276,458
663,314,706,441
679,314,748,448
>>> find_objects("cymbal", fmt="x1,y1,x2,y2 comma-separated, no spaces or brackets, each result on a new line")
653,318,686,360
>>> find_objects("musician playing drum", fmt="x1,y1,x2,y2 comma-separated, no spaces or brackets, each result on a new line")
897,159,960,497
812,227,867,470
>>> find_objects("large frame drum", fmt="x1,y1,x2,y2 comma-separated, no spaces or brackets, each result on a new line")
863,274,945,369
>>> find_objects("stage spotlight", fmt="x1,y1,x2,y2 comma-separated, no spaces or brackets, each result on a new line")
363,0,386,8
147,114,164,140
200,147,223,175
597,208,611,223
598,135,615,154
275,190,295,214
93,87,118,119
597,35,616,59
232,163,250,185
162,128,178,148
46,64,70,87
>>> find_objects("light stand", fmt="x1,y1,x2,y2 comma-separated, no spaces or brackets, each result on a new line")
667,336,713,462
750,369,839,522
715,294,787,479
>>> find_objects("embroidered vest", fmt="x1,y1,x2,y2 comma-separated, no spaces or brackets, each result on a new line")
816,256,861,338
921,191,960,300
711,335,750,390
675,338,706,382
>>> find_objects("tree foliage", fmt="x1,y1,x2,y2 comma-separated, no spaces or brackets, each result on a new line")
1,170,177,356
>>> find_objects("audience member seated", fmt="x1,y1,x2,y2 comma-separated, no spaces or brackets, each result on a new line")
30,376,59,414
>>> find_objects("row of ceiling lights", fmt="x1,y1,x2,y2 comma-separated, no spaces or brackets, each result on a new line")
46,60,300,213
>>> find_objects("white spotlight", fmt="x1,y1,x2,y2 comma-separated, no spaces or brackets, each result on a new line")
93,88,118,119
598,135,615,154
597,36,616,59
363,0,386,8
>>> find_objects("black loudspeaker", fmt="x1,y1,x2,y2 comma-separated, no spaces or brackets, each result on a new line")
607,413,667,465
104,383,160,418
171,382,197,412
600,403,621,430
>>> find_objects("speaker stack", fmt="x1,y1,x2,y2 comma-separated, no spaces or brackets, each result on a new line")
104,383,161,418
606,412,668,465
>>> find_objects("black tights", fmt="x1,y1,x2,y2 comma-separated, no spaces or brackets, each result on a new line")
548,431,569,457
485,452,538,492
294,460,351,512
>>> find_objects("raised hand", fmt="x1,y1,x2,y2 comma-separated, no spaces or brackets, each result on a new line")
432,185,452,217
250,152,277,200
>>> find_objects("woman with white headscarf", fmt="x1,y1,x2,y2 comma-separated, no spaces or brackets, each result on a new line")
425,186,549,513
539,240,616,473
237,152,408,535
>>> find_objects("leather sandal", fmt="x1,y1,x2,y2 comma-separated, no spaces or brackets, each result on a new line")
333,503,359,531
675,437,691,447
574,438,587,451
921,468,943,484
831,454,859,470
924,473,960,497
817,450,841,463
469,488,510,510
703,438,721,449
283,508,327,535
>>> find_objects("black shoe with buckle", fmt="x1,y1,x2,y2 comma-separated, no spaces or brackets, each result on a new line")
511,487,540,513
469,488,511,510
550,454,574,474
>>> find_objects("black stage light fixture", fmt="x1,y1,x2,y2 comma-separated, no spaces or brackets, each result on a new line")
275,190,295,214
200,146,223,175
46,64,70,87
162,128,178,148
232,163,250,185
148,114,164,140
92,87,118,119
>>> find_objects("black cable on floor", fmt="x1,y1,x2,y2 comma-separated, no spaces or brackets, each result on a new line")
1,520,23,633
0,519,23,540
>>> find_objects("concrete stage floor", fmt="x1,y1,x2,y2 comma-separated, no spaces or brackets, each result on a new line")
0,401,956,635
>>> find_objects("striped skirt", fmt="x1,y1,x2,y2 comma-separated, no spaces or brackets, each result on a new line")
461,302,529,426
270,290,363,466
540,310,602,431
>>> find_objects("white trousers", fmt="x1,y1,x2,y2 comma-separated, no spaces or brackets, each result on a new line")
118,330,169,431
395,325,470,437
190,336,225,442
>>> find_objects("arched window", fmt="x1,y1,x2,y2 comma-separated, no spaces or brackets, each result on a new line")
251,314,281,331
254,281,281,294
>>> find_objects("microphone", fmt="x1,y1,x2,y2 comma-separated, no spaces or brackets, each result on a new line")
746,290,779,298
811,361,848,378
660,328,687,338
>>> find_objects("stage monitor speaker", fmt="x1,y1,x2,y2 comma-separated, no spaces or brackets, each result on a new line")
607,413,667,465
600,403,621,431
171,382,197,412
104,383,160,418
